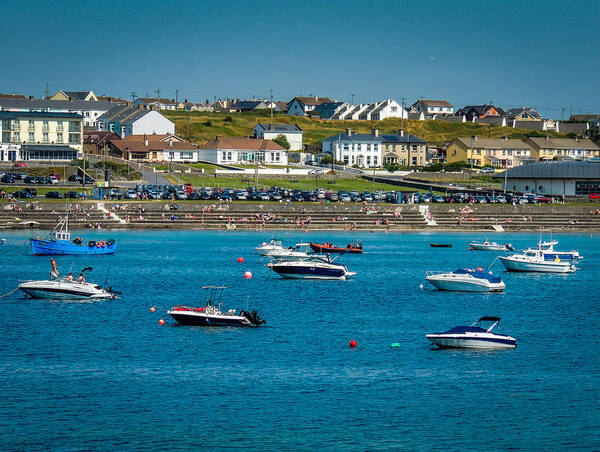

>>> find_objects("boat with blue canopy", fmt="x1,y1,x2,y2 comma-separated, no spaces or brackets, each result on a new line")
30,216,116,255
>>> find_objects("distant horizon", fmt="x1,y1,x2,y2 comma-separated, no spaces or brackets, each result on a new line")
2,0,598,120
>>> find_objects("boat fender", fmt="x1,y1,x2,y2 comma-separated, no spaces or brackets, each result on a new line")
96,242,101,248
98,241,106,248
88,241,96,247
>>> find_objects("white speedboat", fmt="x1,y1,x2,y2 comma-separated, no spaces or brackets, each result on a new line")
256,238,285,256
499,248,576,273
167,286,266,327
267,255,356,280
426,317,516,349
0,238,5,245
523,240,581,261
262,242,314,259
425,268,505,292
469,238,513,251
19,279,114,299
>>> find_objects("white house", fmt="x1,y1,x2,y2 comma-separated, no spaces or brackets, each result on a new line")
410,99,454,117
133,97,177,110
252,123,303,151
97,105,175,138
286,96,332,116
198,136,288,165
322,128,384,168
369,99,408,120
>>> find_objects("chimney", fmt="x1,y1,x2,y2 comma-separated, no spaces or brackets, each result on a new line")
546,135,549,141
503,135,508,140
346,127,351,136
399,129,404,137
472,135,478,142
371,128,379,137
269,123,274,130
315,96,319,101
575,136,579,142
144,134,148,146
29,95,34,101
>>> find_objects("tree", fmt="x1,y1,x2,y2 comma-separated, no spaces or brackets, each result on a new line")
320,155,332,164
273,134,290,150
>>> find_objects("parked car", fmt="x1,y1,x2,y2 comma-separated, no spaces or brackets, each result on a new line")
533,195,553,203
48,172,61,180
12,190,35,199
47,176,59,184
45,191,65,199
24,188,37,196
65,191,86,199
24,176,36,184
479,167,495,174
68,174,83,183
13,161,27,167
109,188,122,200
590,193,600,199
1,175,15,183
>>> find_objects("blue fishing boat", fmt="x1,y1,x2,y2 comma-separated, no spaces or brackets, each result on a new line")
30,216,116,255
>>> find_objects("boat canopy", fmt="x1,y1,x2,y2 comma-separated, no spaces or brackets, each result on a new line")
443,325,487,334
478,316,501,322
454,268,502,284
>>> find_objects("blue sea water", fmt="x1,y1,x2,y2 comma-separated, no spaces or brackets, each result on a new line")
0,230,598,450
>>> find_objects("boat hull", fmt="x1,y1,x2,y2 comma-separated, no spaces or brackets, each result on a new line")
18,282,111,299
469,244,507,251
426,334,516,349
309,243,362,254
31,238,116,255
426,276,504,292
499,257,574,273
268,263,351,280
168,312,252,327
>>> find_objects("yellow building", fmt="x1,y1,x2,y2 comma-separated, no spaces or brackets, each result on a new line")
0,111,83,161
381,130,427,166
51,90,97,101
446,136,534,168
526,136,600,160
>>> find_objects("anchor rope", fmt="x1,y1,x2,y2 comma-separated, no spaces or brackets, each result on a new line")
0,287,19,298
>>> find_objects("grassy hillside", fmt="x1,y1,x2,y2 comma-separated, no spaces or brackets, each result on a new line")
164,110,565,148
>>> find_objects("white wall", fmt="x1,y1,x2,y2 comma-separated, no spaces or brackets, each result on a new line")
131,111,175,136
504,177,575,195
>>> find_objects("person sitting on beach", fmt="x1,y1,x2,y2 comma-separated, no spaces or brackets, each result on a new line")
76,273,86,284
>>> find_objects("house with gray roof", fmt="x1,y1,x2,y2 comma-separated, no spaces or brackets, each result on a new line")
380,130,427,167
51,90,97,101
506,107,541,121
410,99,454,117
96,105,174,138
322,128,384,167
496,160,600,195
252,123,303,151
525,136,600,161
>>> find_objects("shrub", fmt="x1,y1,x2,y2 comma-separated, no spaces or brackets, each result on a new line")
203,120,212,127
273,134,290,150
445,161,468,171
224,116,233,122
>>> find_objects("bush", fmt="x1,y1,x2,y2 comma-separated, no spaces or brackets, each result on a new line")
203,120,212,127
273,134,290,150
224,116,233,122
421,163,445,172
320,155,332,164
445,161,468,171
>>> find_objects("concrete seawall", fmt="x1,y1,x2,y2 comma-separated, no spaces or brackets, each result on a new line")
2,201,600,232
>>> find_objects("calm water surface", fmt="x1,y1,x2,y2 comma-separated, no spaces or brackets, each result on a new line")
0,230,598,450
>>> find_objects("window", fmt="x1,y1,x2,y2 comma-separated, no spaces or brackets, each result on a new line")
180,152,193,159
29,132,34,142
275,152,280,162
109,124,114,132
42,120,49,131
57,133,63,143
69,121,79,132
366,144,371,151
28,120,35,130
343,144,349,151
366,156,371,166
575,181,600,195
373,156,378,166
57,121,64,131
69,133,79,144
391,106,397,112
343,156,349,164
412,145,417,150
42,133,49,143
222,151,227,160
13,132,20,142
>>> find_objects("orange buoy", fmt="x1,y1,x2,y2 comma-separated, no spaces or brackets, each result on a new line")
158,319,165,325
350,340,357,348
476,267,484,272
244,271,252,279
237,257,244,263
150,307,155,312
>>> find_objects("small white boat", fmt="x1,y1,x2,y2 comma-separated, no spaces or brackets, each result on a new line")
425,268,505,292
256,238,285,256
0,238,5,245
426,317,516,349
469,238,513,251
167,286,266,327
19,279,114,299
523,240,581,261
267,255,356,280
261,242,314,259
499,248,576,273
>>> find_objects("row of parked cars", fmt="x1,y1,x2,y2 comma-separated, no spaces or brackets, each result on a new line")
7,188,87,199
414,192,554,204
0,172,94,185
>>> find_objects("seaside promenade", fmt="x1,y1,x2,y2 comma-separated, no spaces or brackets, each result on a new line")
2,201,600,232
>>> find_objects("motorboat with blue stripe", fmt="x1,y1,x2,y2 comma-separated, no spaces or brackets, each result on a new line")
30,216,116,255
425,268,505,292
522,240,581,261
167,286,266,327
256,239,313,259
499,247,576,273
267,254,356,280
426,317,516,349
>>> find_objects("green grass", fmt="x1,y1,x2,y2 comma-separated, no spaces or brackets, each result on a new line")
163,110,568,147
407,172,503,189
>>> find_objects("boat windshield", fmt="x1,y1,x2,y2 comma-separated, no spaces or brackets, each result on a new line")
453,268,502,283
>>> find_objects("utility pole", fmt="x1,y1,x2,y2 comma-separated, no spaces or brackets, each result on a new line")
155,88,161,109
131,91,137,103
186,110,190,138
351,94,355,105
175,89,179,109
45,83,49,99
562,107,565,121
401,97,406,130
270,89,273,119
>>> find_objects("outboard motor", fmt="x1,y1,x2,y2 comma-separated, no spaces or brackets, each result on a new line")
250,310,266,325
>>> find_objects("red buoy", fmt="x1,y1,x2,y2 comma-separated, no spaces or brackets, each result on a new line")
244,271,252,279
159,319,165,325
350,340,357,348
149,307,155,312
237,257,244,263
477,267,484,272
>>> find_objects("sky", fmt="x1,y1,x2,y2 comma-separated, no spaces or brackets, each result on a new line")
1,0,598,119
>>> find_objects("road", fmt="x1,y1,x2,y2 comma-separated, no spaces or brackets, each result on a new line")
138,166,171,186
